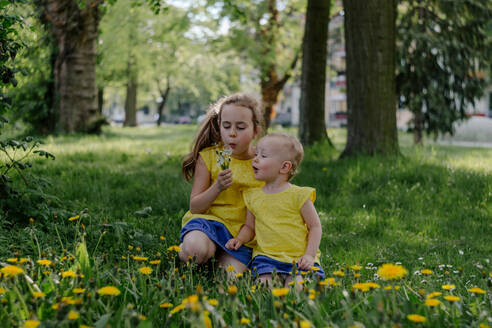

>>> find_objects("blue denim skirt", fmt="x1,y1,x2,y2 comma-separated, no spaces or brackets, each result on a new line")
180,218,252,266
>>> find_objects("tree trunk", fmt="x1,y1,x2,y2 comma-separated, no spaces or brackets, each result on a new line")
39,0,100,133
156,81,170,127
124,67,138,127
341,0,399,157
298,0,332,146
413,110,424,145
97,86,104,115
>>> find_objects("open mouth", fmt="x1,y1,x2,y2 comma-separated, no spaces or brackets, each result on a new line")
229,143,236,149
252,166,259,174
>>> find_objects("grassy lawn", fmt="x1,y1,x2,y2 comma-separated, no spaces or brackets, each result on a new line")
1,125,491,327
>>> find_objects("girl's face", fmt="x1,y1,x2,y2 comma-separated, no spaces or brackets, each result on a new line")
220,104,257,160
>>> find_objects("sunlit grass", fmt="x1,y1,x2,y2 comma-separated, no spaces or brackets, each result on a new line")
0,125,491,327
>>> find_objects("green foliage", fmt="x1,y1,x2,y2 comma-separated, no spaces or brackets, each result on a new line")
0,1,59,224
396,0,492,138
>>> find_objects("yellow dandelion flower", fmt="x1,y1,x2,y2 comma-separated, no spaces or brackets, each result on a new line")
72,288,86,294
250,285,257,293
128,245,134,250
160,236,165,240
273,300,281,308
226,265,235,272
121,256,127,260
353,283,370,292
68,215,80,221
308,294,315,300
168,245,181,252
421,269,433,275
240,318,251,324
354,273,361,278
333,270,345,277
228,285,238,295
425,298,441,307
311,266,320,271
207,299,218,306
427,292,442,298
138,314,146,321
441,284,456,291
203,312,212,328
394,286,400,290
350,265,362,271
52,303,60,310
170,304,185,314
283,313,289,319
467,287,485,294
272,288,289,297
1,265,24,277
160,302,173,308
29,218,34,223
366,282,381,289
19,258,29,263
0,288,6,294
80,325,92,328
384,285,393,290
300,320,311,328
32,292,45,298
444,295,460,302
68,310,79,320
7,258,17,263
36,259,51,266
133,256,148,262
61,270,77,278
235,273,243,278
377,263,408,280
407,314,426,323
97,286,121,296
479,324,490,328
139,267,153,275
150,260,161,265
24,320,41,328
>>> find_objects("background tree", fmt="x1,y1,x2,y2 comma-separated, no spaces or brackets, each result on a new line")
298,0,331,146
217,0,305,130
396,0,492,144
341,0,399,157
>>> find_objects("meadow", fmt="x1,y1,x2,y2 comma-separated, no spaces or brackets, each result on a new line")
0,125,491,327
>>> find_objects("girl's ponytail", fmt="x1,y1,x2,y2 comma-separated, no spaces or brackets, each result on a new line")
181,93,262,181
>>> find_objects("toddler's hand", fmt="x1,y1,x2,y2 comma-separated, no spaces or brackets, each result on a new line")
298,254,315,270
216,169,233,191
225,238,243,251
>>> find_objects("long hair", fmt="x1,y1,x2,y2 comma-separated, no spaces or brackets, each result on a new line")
181,93,262,181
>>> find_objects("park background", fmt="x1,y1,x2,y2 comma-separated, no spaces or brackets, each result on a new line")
1,0,492,327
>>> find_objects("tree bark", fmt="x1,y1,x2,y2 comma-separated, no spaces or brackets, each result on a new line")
341,0,399,157
259,0,299,132
124,63,138,127
156,77,171,127
298,0,332,146
97,86,104,115
39,0,100,133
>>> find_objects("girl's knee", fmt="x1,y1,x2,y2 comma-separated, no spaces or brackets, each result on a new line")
181,236,216,263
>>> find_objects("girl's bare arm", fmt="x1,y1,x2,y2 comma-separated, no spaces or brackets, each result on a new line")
189,155,232,214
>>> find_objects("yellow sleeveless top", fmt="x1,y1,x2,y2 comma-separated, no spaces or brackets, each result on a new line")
182,145,264,239
243,185,321,264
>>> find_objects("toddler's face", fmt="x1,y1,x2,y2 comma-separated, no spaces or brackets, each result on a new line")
252,137,289,182
220,104,257,160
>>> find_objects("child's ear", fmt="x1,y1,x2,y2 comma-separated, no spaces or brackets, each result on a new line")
279,161,293,175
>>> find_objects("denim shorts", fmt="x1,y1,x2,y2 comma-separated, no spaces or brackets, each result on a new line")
251,255,325,278
180,218,252,265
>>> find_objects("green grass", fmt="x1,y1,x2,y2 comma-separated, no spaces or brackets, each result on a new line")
0,125,491,327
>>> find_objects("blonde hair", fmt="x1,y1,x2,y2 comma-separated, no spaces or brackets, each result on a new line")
182,93,262,181
263,133,304,181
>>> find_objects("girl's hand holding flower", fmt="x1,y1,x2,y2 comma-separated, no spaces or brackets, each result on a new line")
216,169,233,191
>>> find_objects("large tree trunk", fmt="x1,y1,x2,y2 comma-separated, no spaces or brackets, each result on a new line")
341,0,399,157
39,0,100,133
124,66,138,127
298,0,332,146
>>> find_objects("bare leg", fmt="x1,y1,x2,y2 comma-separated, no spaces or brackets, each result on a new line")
216,250,247,274
259,273,273,287
179,231,216,264
284,274,304,291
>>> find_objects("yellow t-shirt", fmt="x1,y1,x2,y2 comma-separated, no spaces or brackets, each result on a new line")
243,185,321,264
182,145,264,239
